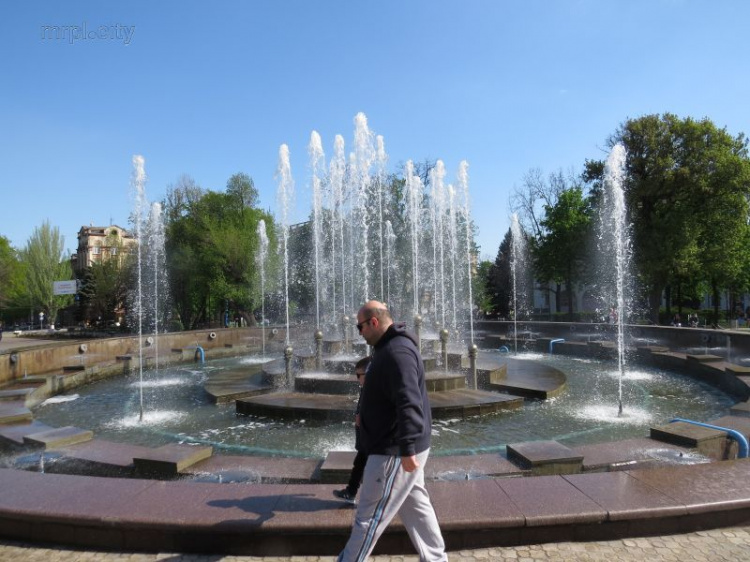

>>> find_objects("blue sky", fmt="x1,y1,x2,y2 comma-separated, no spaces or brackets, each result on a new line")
2,1,749,260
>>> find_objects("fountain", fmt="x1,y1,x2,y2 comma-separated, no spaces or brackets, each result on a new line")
288,114,476,342
4,116,741,462
2,114,748,557
510,213,528,353
256,219,269,357
146,201,167,373
275,143,294,348
308,131,324,329
63,117,729,452
599,143,630,416
130,155,148,421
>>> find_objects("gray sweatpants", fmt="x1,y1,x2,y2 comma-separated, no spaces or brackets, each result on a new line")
337,448,447,562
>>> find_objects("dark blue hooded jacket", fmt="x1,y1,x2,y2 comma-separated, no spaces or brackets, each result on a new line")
358,323,431,457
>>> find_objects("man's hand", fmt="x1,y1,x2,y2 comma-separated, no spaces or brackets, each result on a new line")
401,455,419,472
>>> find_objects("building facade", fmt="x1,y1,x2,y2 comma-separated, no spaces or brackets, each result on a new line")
71,225,136,275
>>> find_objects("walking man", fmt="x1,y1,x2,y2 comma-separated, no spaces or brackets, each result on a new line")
337,300,447,562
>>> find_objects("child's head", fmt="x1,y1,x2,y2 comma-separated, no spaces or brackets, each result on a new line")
354,356,370,385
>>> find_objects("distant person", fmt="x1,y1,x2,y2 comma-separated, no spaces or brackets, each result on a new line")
672,313,682,327
337,300,447,562
689,313,699,328
333,356,371,504
608,306,618,324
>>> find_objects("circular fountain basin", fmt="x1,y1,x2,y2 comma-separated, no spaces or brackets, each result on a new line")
28,352,734,459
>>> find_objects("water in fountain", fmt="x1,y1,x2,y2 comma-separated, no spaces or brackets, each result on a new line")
353,112,375,306
404,160,424,321
308,131,325,329
24,117,736,470
457,160,474,345
31,353,733,459
448,184,458,332
329,134,346,323
275,144,294,346
375,134,388,300
384,220,395,307
276,114,475,344
510,214,528,353
598,143,631,416
130,155,148,421
256,219,269,357
146,202,167,373
430,161,447,330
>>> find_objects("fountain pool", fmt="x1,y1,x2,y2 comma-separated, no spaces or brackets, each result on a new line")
29,352,734,459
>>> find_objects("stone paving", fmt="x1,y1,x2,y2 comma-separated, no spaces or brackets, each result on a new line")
1,525,750,561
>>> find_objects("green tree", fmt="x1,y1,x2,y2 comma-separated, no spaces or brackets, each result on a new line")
79,257,132,326
21,221,74,326
163,176,277,330
610,114,750,323
226,172,259,210
0,236,26,325
473,259,494,316
487,229,513,318
533,187,593,320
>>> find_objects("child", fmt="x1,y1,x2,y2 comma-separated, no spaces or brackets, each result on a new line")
333,356,370,504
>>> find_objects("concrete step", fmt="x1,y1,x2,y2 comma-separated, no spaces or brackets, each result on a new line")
0,402,33,425
0,420,55,447
238,388,523,422
426,389,523,419
293,373,359,395
0,388,35,402
237,392,357,421
650,420,732,460
686,354,725,363
48,439,158,477
506,440,584,476
424,371,468,392
133,444,213,477
23,426,94,449
1,376,46,389
489,358,567,399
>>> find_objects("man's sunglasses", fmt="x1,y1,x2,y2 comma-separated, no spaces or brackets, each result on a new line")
356,318,372,332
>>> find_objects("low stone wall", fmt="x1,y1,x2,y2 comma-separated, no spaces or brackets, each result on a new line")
475,320,750,355
0,326,297,387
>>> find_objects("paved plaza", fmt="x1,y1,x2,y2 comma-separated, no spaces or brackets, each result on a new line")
1,525,750,561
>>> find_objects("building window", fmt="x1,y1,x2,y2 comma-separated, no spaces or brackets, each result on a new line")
110,247,118,256
92,246,101,255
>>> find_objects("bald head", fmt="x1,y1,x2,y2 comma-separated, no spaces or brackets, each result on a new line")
357,300,392,345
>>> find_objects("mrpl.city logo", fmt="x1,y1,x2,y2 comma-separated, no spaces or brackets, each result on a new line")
40,22,135,45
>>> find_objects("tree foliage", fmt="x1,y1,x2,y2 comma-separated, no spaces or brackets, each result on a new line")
473,259,494,316
79,256,133,325
533,187,593,319
226,172,259,210
486,229,513,318
163,175,277,330
493,114,750,325
0,236,24,306
610,113,750,323
21,221,74,325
